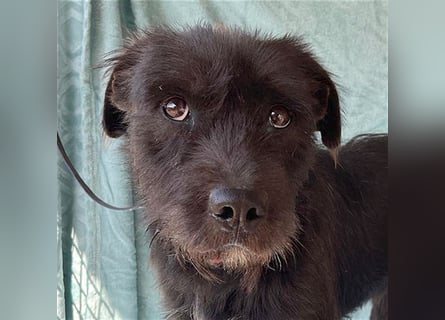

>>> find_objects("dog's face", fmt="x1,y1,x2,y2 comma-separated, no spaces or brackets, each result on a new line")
103,25,340,277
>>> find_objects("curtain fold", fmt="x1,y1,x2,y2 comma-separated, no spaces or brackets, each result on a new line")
58,1,387,319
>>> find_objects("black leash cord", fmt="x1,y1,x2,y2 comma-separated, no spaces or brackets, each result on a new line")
57,132,143,211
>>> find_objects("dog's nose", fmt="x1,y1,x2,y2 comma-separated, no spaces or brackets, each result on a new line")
208,188,266,231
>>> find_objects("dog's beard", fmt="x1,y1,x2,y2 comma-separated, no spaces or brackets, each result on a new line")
176,244,269,292
168,237,297,292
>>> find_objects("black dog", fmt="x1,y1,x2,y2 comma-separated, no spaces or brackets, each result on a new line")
102,25,387,320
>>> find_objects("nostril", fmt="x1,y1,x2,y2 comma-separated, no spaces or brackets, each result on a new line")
215,206,234,221
209,188,266,227
246,207,260,221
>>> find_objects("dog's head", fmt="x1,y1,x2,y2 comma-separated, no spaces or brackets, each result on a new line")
103,25,341,281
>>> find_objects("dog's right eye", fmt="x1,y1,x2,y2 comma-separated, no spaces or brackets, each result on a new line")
269,106,291,129
162,97,190,121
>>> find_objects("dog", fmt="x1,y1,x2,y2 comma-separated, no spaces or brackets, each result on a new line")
102,25,387,320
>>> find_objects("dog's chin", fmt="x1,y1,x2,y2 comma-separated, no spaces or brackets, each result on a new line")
182,244,284,292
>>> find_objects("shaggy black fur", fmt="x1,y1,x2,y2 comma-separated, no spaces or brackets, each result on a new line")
102,25,387,320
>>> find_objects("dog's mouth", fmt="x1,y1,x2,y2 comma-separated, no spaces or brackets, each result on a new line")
208,244,247,266
208,256,223,266
200,243,271,270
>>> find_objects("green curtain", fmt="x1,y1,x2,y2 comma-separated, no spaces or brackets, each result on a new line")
57,1,387,319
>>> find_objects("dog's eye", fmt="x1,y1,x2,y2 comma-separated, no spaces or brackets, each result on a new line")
162,97,190,121
269,106,291,128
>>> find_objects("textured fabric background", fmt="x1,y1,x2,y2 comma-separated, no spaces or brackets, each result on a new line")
57,1,387,319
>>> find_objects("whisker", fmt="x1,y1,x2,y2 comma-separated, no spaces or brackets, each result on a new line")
188,258,222,284
274,252,283,271
295,238,307,253
149,229,161,248
267,265,277,271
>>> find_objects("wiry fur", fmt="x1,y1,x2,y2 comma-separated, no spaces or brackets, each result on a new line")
102,25,387,319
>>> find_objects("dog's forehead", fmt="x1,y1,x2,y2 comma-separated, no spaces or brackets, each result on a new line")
149,28,265,61
135,28,313,110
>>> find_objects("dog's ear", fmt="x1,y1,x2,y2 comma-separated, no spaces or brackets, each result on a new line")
103,70,129,138
308,62,341,160
102,45,139,138
315,74,341,150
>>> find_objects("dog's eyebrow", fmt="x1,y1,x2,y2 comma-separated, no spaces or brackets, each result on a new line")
145,83,188,100
258,84,313,115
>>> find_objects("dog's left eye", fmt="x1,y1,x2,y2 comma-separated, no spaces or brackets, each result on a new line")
269,106,291,128
162,97,190,121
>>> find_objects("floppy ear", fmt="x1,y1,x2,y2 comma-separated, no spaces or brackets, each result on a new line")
103,71,129,138
102,43,139,138
315,76,341,149
309,63,341,161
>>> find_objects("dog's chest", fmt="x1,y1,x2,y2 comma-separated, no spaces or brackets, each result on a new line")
181,284,293,320
191,295,242,320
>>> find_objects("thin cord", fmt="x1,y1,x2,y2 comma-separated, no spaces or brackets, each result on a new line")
57,132,144,211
